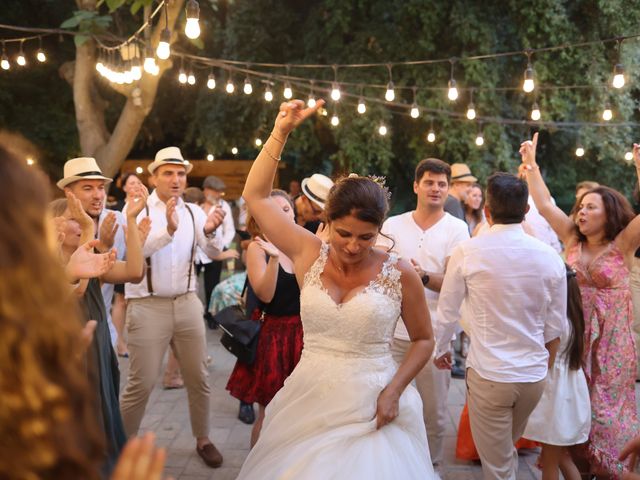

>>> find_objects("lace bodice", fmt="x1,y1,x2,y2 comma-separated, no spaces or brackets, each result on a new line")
300,243,402,358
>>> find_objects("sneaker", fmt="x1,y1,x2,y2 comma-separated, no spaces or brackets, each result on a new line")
238,401,255,424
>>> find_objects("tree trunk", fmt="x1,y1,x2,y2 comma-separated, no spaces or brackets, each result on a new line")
72,0,186,178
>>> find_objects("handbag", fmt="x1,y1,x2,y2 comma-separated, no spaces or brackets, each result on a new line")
215,279,264,365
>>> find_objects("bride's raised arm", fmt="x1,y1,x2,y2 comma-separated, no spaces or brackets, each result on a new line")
242,100,325,264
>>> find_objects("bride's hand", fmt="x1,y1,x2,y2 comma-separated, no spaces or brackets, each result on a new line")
273,99,325,138
375,386,400,429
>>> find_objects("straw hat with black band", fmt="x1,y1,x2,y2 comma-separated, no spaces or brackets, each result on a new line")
450,163,478,184
57,157,113,189
148,146,193,175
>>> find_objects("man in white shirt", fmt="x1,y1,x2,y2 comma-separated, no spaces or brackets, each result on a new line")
121,147,226,468
378,158,469,469
435,172,566,480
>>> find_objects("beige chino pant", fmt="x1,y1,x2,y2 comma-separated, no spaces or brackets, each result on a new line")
391,338,450,466
120,293,211,438
466,368,545,480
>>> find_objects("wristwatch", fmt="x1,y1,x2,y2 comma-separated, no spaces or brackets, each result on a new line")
421,273,430,286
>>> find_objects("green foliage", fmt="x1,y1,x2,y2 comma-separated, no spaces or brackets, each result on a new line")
61,9,112,46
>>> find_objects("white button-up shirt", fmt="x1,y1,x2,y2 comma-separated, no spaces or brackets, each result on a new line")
125,190,223,299
196,199,235,265
378,212,469,340
436,223,567,383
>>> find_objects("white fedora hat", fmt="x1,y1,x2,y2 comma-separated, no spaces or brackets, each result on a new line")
148,146,193,174
57,157,112,189
301,173,334,209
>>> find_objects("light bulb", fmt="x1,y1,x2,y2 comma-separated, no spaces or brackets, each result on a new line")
226,80,235,93
378,125,388,136
264,87,273,102
36,50,46,62
385,82,395,102
156,29,171,60
26,158,35,166
466,103,476,120
231,147,238,155
410,104,420,119
184,0,201,39
143,56,156,74
523,65,535,93
625,151,633,162
447,79,458,101
330,114,339,126
530,103,541,121
575,146,585,157
150,64,160,76
255,138,262,147
123,69,134,84
187,72,196,85
602,106,613,121
135,166,144,174
612,64,625,89
96,61,104,73
243,78,253,95
357,99,366,114
206,154,214,161
16,54,26,66
207,73,215,89
475,133,484,146
427,130,436,143
131,65,142,81
283,83,293,99
307,96,316,108
330,83,341,101
178,70,187,84
1,55,9,70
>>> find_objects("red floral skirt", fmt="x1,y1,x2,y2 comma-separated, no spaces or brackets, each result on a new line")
226,310,303,406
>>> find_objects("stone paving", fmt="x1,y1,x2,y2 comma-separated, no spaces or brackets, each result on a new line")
118,328,549,480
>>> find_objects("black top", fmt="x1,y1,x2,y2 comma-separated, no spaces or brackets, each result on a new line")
247,261,300,317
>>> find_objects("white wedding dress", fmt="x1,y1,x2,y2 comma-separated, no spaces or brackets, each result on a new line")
236,243,435,479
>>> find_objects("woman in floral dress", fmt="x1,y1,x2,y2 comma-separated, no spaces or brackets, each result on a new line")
521,134,640,478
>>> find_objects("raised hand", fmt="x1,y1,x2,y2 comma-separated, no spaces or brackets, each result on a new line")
166,197,179,236
111,432,167,480
204,205,225,235
66,190,94,232
126,184,149,219
254,237,280,258
65,239,117,281
273,99,325,138
97,211,118,253
375,386,400,430
519,132,539,168
138,216,152,246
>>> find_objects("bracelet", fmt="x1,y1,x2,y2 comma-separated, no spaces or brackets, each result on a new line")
263,143,281,162
270,133,286,144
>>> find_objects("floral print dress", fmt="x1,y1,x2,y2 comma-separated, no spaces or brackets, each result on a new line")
567,242,640,478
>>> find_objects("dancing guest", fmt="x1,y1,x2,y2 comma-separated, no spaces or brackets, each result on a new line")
435,172,566,480
227,189,303,447
378,158,469,471
120,146,226,468
521,134,640,477
237,99,437,479
463,183,485,235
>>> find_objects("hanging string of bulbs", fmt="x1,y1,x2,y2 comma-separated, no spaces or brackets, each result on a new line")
0,34,49,70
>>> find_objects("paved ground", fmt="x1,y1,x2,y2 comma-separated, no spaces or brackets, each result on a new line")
118,328,549,480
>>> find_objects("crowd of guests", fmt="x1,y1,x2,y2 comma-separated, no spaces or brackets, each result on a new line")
3,102,640,479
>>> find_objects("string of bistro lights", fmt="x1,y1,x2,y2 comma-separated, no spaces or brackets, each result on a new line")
1,0,639,161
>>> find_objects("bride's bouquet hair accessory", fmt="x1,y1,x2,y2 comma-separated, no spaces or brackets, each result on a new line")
346,173,391,201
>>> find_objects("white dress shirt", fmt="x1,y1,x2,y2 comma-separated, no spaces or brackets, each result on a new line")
378,212,469,340
436,223,567,383
526,196,562,253
125,190,223,299
196,199,235,265
99,208,126,346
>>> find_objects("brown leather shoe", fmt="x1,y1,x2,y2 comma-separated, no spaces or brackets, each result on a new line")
196,443,223,468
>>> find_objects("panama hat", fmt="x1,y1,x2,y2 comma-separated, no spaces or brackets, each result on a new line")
450,163,478,183
301,173,334,209
148,146,193,174
56,157,112,189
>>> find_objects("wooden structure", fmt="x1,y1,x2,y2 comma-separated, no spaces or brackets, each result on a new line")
120,159,284,200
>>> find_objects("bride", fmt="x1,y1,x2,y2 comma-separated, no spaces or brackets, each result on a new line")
238,99,436,479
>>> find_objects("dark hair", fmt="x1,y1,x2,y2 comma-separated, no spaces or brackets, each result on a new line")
574,186,635,242
485,173,528,224
121,172,141,188
414,158,451,184
247,189,293,238
184,186,205,204
564,265,585,371
325,176,389,227
464,183,484,226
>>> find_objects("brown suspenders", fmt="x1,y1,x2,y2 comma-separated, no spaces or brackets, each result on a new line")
144,203,197,296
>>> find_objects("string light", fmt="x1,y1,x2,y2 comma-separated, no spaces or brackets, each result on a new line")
2,42,10,70
255,138,263,147
206,154,214,161
378,124,388,136
475,126,484,147
178,57,187,84
225,72,235,93
602,103,613,121
612,40,625,89
283,82,293,99
184,0,201,39
243,75,253,94
16,40,26,66
143,47,156,74
410,87,419,118
135,166,144,174
575,145,585,157
447,59,459,101
330,106,339,126
466,90,476,120
231,147,238,155
36,37,46,62
330,65,341,101
530,102,541,121
187,68,196,85
156,4,171,60
357,96,366,114
264,84,273,102
427,120,436,143
207,70,216,89
625,151,633,161
307,93,316,108
384,64,395,102
26,157,35,166
523,51,535,93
